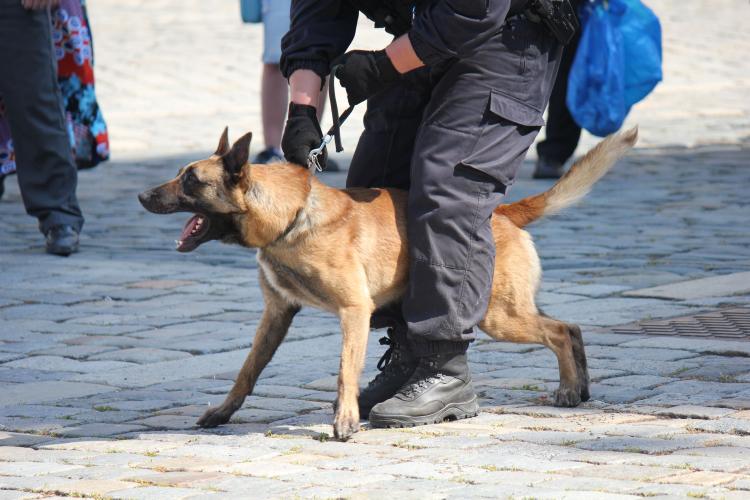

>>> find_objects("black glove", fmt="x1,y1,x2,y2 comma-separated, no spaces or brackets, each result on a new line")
331,50,400,106
281,103,326,168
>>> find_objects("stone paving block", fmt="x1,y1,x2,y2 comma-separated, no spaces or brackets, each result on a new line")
688,417,750,435
231,408,296,424
556,283,632,297
0,490,29,500
618,336,750,356
0,461,82,476
58,423,147,438
624,271,750,300
245,396,328,413
30,344,117,360
0,353,23,363
554,463,689,482
108,400,177,412
218,461,315,478
0,431,52,447
89,347,192,363
130,415,197,430
71,349,248,388
655,470,743,487
0,381,115,406
678,355,750,381
106,486,210,499
586,345,698,362
572,436,704,454
597,374,675,388
121,471,225,488
0,404,81,420
208,476,296,497
4,355,136,373
678,446,750,460
655,405,737,420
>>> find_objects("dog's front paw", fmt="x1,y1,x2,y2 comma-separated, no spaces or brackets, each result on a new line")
333,407,360,441
197,404,235,428
553,385,582,408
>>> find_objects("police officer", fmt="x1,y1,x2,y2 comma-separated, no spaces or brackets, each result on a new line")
280,0,570,427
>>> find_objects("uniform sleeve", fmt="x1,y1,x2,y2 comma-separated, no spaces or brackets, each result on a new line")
408,0,512,66
280,0,359,79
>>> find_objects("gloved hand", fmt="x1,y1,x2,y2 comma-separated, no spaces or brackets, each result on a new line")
331,50,400,106
281,103,326,168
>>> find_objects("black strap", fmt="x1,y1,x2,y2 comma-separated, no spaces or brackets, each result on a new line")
327,65,355,153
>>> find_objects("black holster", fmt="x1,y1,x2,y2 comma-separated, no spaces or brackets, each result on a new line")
526,0,580,44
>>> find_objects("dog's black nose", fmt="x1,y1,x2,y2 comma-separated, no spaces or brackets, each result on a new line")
137,191,151,207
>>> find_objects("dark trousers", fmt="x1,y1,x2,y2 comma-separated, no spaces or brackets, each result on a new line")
536,6,583,165
347,17,560,348
0,0,84,233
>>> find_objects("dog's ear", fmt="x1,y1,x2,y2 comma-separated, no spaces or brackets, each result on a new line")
221,131,253,177
214,126,230,156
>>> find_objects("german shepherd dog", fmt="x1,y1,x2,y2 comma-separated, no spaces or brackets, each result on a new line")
138,127,637,440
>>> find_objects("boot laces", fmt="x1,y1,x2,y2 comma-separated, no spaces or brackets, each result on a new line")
400,359,446,398
376,335,394,371
365,334,407,389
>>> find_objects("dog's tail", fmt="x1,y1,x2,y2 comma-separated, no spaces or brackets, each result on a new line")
495,126,638,228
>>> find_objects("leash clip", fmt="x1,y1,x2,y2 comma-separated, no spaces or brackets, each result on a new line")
307,134,332,172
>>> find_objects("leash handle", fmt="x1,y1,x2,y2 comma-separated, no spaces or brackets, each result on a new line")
306,65,356,171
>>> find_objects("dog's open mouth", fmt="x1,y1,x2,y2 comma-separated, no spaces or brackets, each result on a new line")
176,214,210,252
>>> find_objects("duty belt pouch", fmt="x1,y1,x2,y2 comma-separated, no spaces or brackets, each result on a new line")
526,0,579,44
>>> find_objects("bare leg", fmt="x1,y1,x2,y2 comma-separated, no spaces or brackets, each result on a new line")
197,274,299,428
334,305,371,440
261,63,288,151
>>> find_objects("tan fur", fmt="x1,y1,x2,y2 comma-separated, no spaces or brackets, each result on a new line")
495,127,638,227
141,128,637,440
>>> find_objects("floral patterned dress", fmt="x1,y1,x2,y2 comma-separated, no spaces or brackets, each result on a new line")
0,0,109,178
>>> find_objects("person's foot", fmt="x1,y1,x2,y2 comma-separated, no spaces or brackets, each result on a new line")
45,225,79,256
532,157,564,179
369,351,478,428
253,147,284,164
358,328,418,419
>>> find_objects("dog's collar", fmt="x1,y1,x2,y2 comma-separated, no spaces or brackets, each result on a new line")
268,206,306,247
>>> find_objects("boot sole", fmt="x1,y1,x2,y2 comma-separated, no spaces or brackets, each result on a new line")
369,395,479,428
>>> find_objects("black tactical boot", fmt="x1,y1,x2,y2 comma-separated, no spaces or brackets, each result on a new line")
358,328,417,419
369,350,478,428
532,156,564,179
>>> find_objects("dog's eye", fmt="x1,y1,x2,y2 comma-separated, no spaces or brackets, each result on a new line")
184,170,201,185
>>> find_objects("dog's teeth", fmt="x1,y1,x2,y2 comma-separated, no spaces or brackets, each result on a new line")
175,240,182,246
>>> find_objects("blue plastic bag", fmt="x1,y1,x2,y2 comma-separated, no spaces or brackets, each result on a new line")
567,0,662,137
240,0,262,23
620,0,662,107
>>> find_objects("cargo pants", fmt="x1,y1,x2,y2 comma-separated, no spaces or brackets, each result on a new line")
346,16,561,351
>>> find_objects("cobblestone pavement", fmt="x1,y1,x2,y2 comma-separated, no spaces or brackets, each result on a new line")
2,1,750,499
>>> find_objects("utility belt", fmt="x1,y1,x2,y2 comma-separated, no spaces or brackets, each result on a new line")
352,0,578,44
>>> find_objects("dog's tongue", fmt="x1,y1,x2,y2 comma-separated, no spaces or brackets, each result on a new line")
180,215,201,241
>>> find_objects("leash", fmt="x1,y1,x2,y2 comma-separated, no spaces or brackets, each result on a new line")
307,64,355,172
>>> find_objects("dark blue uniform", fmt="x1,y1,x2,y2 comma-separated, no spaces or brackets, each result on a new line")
281,0,561,349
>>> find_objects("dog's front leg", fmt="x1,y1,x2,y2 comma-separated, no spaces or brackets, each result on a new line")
334,305,371,440
197,278,299,428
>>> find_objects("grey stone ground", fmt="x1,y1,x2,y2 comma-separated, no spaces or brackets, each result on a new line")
1,1,750,498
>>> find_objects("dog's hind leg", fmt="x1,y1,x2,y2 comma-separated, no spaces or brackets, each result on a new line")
334,305,371,441
197,274,299,428
479,309,583,408
566,322,590,402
